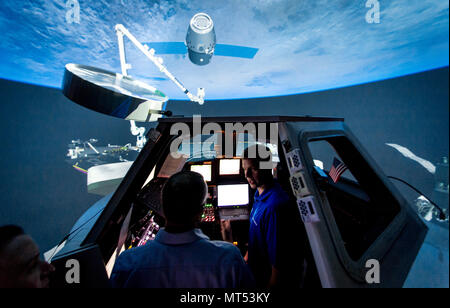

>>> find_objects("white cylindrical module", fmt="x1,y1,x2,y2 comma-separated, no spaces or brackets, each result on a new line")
186,13,216,65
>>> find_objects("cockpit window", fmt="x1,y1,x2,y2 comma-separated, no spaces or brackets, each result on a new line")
236,133,280,163
157,132,281,180
178,134,218,163
308,137,401,261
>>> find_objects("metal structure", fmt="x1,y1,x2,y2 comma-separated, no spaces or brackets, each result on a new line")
115,24,205,105
48,116,432,288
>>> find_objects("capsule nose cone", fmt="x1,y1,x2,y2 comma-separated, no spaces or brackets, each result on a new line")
189,12,214,34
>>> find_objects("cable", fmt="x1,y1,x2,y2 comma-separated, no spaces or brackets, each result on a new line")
388,176,447,221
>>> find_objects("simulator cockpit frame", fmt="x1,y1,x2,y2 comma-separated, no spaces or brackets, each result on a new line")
49,116,427,288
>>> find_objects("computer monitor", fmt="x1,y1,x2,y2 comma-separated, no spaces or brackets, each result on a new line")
217,184,249,207
190,164,212,182
219,159,241,175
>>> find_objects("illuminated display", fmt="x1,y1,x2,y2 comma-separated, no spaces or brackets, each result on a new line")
190,164,212,182
217,184,249,207
219,159,241,175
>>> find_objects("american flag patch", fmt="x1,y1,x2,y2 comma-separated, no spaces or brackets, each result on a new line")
329,158,348,183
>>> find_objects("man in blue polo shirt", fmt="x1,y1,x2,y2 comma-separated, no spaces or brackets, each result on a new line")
242,145,305,288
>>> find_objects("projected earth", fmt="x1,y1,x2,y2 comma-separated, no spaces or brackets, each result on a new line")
0,0,448,100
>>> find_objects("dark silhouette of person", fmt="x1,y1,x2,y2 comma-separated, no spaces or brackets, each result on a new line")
110,171,254,288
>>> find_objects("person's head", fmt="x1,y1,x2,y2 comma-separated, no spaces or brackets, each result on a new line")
241,144,274,190
162,171,208,228
0,225,54,288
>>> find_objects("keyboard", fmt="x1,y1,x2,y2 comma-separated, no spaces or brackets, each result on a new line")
219,208,249,221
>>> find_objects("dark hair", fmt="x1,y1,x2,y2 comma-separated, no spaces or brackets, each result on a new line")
162,171,207,224
241,144,274,185
241,144,273,163
0,225,24,253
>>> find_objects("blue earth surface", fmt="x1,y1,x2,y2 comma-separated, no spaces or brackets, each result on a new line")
0,0,448,100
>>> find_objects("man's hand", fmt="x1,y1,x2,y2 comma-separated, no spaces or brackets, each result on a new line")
220,219,233,242
268,266,281,288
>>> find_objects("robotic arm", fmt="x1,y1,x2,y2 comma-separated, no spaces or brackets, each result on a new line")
115,24,205,105
130,120,146,149
115,24,206,148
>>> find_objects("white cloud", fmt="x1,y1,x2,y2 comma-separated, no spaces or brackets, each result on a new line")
386,143,436,174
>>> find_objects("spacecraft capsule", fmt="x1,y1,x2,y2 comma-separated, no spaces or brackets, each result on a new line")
186,13,216,65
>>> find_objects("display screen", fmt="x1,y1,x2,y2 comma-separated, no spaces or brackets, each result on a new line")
217,184,249,207
190,164,212,182
219,159,241,175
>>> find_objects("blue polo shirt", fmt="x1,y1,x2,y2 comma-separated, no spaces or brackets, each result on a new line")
248,182,290,287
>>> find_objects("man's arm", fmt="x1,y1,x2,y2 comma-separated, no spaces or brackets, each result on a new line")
265,204,283,288
268,266,281,288
220,219,233,243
